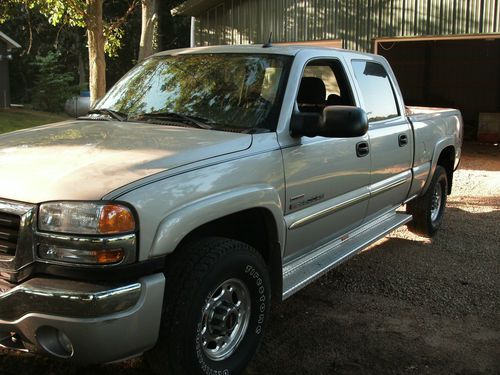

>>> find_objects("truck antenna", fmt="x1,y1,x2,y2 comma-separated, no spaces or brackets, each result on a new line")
263,32,273,48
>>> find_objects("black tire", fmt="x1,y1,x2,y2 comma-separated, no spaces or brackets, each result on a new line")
406,165,448,237
146,237,271,375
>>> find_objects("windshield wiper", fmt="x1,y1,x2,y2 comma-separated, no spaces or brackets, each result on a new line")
86,108,127,122
132,112,214,130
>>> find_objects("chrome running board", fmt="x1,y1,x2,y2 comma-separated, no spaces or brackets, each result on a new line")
282,210,412,299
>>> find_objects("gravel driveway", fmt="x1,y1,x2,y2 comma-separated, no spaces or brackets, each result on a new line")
1,142,499,375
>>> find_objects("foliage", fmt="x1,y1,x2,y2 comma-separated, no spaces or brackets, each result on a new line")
0,0,190,104
36,0,86,28
0,0,137,56
31,51,78,112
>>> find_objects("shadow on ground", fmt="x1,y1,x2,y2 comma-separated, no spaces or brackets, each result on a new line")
2,202,498,375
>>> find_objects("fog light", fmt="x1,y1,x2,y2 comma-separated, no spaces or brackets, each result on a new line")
38,244,124,265
57,330,74,355
36,326,74,358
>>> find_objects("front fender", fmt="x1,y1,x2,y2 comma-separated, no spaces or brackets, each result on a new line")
148,185,286,257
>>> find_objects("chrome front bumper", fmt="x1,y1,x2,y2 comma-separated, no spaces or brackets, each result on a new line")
0,198,165,364
0,273,165,364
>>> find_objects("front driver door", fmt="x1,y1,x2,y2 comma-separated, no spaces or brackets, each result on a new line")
282,59,371,262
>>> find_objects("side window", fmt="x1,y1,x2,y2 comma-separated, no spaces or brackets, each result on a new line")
303,66,340,97
351,60,399,122
297,60,354,113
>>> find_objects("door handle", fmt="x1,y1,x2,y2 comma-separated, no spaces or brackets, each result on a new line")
398,134,408,147
356,141,369,157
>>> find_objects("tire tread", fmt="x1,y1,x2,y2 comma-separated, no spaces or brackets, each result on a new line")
407,165,448,237
147,237,266,375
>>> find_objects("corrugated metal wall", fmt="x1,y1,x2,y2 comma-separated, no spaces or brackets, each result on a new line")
195,0,500,51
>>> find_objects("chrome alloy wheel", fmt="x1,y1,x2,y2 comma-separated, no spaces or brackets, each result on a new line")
430,182,443,222
200,278,251,361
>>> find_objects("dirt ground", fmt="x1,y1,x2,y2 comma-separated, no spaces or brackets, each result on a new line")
1,142,499,375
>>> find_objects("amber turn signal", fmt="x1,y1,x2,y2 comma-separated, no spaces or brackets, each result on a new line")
39,244,125,265
95,249,125,264
98,204,136,234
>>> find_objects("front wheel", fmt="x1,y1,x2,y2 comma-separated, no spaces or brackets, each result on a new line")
407,165,448,237
146,237,271,375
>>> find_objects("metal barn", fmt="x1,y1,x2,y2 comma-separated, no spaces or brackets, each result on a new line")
173,0,500,139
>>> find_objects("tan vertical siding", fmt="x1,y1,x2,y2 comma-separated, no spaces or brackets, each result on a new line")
195,0,500,51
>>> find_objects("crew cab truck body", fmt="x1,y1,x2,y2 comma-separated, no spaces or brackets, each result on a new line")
0,45,463,374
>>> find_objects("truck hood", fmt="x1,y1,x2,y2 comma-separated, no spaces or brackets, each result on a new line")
0,120,252,203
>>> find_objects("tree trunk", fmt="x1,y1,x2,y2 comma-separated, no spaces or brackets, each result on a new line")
138,0,160,61
87,0,106,106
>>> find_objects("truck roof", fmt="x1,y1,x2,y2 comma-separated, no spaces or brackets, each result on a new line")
153,44,377,59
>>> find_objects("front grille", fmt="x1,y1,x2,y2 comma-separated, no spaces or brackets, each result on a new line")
0,212,20,256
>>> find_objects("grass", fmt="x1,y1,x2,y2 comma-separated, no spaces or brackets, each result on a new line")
0,108,70,135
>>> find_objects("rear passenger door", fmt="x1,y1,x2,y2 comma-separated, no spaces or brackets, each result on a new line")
350,60,412,222
282,59,371,261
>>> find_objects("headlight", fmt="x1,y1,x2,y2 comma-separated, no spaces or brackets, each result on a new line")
39,202,136,235
37,202,137,266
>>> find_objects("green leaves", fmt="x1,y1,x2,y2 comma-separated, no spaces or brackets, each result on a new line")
1,0,136,57
37,0,86,27
31,50,78,112
104,25,124,57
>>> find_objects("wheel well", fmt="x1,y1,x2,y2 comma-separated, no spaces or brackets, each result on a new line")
437,146,455,194
174,208,283,299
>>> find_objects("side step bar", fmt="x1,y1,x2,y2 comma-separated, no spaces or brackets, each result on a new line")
282,211,412,299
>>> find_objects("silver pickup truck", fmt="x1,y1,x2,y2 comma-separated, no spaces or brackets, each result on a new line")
0,45,462,374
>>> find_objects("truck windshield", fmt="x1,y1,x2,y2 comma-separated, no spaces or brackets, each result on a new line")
95,54,292,132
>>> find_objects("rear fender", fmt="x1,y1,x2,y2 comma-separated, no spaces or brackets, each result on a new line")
421,136,455,195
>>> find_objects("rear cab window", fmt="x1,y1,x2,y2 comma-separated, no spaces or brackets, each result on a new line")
351,60,400,122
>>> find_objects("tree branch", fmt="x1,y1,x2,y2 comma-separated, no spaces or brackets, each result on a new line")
24,0,33,54
64,0,89,23
108,0,140,31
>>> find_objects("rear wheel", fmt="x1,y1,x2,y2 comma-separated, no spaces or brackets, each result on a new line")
146,237,271,375
407,165,448,237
